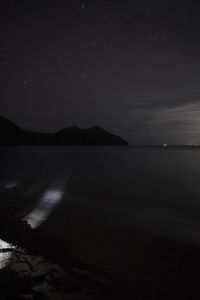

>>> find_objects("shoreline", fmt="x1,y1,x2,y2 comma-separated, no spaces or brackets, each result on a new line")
1,215,200,299
0,218,124,300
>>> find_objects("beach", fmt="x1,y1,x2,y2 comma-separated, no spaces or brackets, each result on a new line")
1,147,200,298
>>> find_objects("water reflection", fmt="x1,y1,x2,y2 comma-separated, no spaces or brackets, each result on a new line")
0,239,15,269
23,188,64,229
4,182,19,189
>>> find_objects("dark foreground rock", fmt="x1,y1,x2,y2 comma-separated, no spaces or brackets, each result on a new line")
0,240,121,300
0,117,128,146
0,219,124,300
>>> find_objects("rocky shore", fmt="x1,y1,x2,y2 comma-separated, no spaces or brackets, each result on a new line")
0,219,125,300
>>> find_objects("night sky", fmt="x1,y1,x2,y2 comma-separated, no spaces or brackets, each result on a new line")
1,0,200,144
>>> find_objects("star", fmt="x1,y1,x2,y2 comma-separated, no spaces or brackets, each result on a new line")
23,81,27,85
129,40,137,47
56,52,63,64
80,4,85,9
148,33,157,40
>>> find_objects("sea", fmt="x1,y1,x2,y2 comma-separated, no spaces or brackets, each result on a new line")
1,146,200,298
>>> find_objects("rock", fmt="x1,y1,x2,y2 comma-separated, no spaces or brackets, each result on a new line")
0,116,128,146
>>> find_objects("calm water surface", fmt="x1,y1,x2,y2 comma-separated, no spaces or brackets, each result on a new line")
1,146,200,297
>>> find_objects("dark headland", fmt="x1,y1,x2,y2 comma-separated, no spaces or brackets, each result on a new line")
0,116,128,146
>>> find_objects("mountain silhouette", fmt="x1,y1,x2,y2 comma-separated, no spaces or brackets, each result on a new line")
0,117,128,146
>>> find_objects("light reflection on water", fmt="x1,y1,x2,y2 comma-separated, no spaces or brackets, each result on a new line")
4,182,19,189
23,188,64,229
0,239,15,269
2,148,200,247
